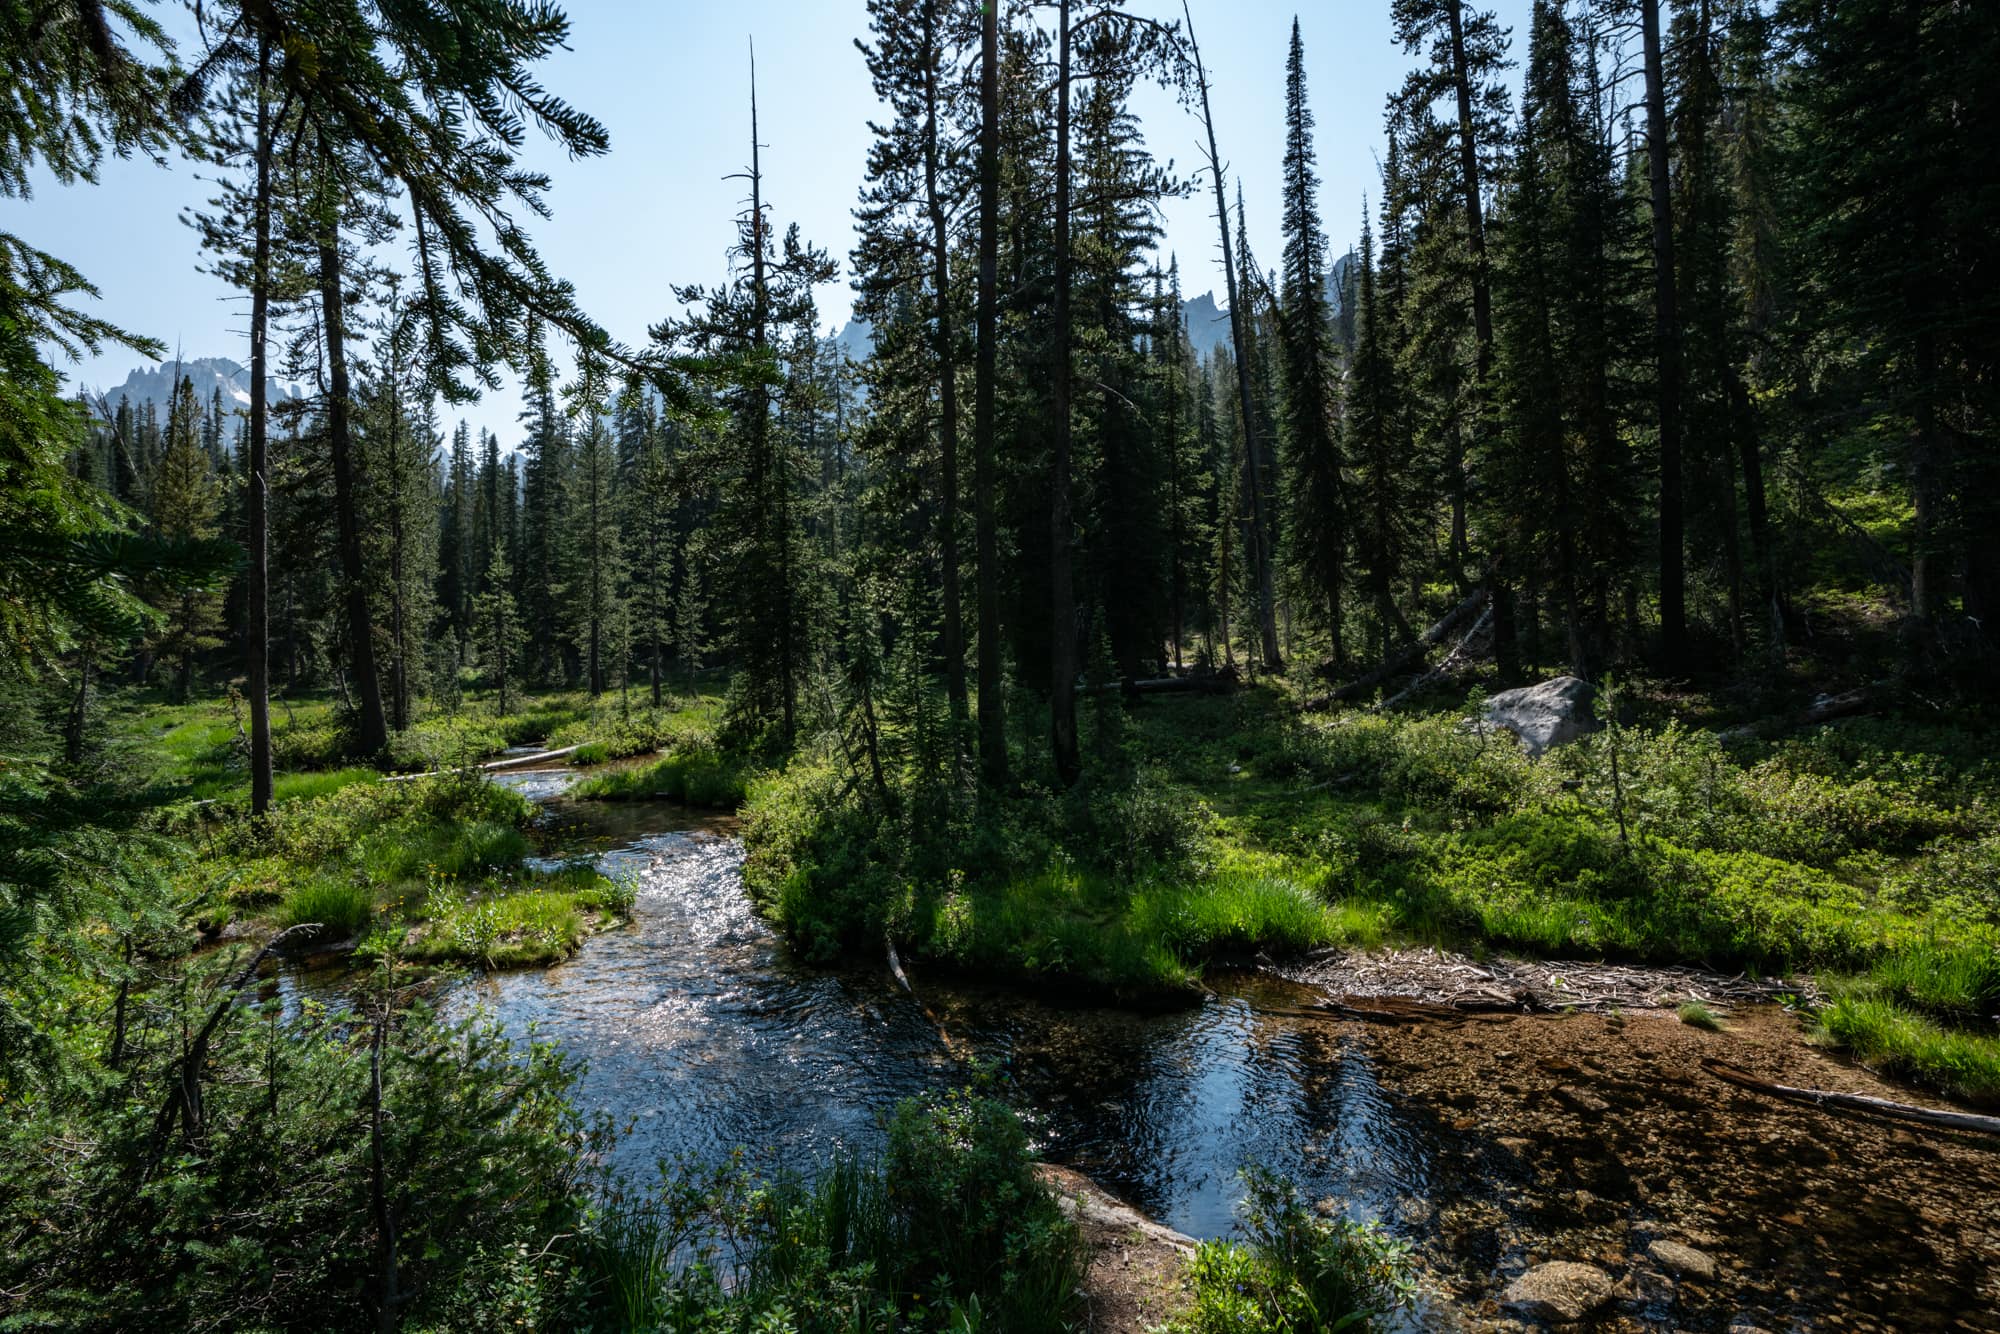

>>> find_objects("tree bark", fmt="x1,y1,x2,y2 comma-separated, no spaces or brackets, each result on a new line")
1641,0,1686,668
316,164,389,757
247,36,275,813
974,0,1007,786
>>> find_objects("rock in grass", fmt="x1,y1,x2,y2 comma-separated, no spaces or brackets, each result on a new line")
1484,676,1600,756
1648,1239,1717,1281
1501,1261,1617,1321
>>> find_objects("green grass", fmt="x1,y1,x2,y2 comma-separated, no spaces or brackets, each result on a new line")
397,862,634,968
275,875,374,938
1817,994,2000,1105
273,767,379,802
572,746,749,808
1678,1000,1724,1031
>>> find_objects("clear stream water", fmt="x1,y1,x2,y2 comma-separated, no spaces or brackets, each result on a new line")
313,768,2000,1331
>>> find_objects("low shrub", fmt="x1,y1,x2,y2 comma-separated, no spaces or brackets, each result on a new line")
574,1091,1085,1332
1171,1167,1416,1334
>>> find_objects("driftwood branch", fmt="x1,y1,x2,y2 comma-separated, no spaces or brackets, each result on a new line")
1309,588,1488,706
1374,605,1494,712
384,744,584,783
1701,1059,2000,1137
1080,668,1239,698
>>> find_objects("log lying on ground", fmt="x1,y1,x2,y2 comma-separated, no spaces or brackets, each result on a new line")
1308,588,1488,706
1080,667,1239,698
384,743,584,783
1717,684,1881,743
1700,1058,2000,1137
1375,604,1494,712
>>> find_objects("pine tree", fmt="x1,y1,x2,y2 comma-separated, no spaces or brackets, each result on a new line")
474,551,523,716
1346,209,1414,659
1275,19,1348,658
148,378,227,703
568,411,621,695
1183,0,1283,671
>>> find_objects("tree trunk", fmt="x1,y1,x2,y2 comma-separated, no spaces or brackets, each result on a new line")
387,368,409,732
1185,1,1281,671
247,36,275,812
974,0,1006,786
1050,0,1080,785
1641,0,1686,668
318,212,389,757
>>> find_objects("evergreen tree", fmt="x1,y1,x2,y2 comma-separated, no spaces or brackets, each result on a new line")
473,550,522,716
1275,19,1348,658
148,378,227,703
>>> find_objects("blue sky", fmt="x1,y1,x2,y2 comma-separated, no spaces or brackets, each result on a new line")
8,0,1533,447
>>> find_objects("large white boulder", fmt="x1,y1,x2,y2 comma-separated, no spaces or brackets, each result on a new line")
1484,676,1600,757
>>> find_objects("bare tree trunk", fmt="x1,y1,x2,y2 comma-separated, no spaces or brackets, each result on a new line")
247,37,275,812
1185,1,1281,671
974,0,1007,786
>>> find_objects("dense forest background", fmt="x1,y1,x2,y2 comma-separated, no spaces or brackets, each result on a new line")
4,0,1998,1328
31,0,1998,782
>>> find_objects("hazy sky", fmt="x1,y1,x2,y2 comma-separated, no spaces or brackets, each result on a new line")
8,0,1533,446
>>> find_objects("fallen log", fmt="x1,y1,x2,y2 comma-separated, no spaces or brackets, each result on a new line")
1309,588,1487,705
1716,684,1882,744
384,743,584,783
1080,669,1238,698
1700,1059,2000,1137
1374,604,1494,712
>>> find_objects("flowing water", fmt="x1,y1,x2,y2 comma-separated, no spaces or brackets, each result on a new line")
395,771,2000,1330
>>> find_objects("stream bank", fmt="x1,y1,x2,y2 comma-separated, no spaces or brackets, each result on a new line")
411,764,2000,1331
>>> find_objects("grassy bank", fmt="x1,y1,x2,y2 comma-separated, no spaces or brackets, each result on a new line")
97,686,747,970
743,685,2000,1102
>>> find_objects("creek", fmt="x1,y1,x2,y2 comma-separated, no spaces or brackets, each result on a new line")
314,765,2000,1331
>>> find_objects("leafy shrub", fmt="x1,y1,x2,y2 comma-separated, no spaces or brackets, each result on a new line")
573,1091,1084,1332
1172,1167,1416,1334
1883,835,2000,928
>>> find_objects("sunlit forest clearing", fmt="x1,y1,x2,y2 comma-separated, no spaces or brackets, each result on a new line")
4,0,1998,1329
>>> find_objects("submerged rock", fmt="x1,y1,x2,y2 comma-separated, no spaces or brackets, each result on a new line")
1483,676,1600,756
1500,1261,1617,1322
1648,1238,1718,1280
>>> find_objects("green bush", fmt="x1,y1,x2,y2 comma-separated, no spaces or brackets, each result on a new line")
1171,1167,1416,1334
573,1091,1084,1332
1883,835,2000,928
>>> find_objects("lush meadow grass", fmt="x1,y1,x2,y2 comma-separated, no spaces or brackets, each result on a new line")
743,684,2000,1102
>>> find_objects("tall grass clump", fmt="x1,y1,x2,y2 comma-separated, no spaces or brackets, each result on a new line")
276,876,373,937
1817,993,2000,1106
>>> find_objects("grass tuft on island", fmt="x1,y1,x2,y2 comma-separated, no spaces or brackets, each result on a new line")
743,685,2000,1103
